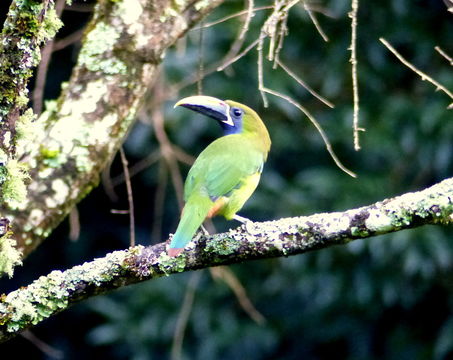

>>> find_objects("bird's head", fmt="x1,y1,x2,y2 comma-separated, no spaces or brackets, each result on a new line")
174,95,252,135
174,95,271,152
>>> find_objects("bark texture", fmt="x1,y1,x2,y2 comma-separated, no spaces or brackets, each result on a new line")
0,0,61,157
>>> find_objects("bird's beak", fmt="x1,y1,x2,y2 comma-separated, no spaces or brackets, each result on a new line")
174,95,234,126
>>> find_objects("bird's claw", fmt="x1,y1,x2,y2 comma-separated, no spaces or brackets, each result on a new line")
233,214,254,233
200,225,210,236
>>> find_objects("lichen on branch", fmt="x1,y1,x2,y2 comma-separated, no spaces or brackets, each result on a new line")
0,177,451,342
0,0,63,278
0,0,62,157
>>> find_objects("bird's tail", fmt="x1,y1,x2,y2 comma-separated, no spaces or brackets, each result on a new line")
169,194,212,257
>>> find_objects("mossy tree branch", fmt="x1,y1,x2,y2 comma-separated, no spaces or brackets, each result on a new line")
0,0,61,158
0,0,63,219
0,177,452,343
0,0,225,259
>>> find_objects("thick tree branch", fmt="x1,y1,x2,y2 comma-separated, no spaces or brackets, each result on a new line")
0,177,452,343
0,0,225,258
0,0,62,158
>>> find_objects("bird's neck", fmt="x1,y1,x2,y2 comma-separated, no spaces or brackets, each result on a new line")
241,122,271,158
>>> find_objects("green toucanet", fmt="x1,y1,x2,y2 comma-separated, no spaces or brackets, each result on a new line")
168,96,271,257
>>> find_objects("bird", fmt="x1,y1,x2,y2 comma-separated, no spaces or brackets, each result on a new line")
168,95,271,257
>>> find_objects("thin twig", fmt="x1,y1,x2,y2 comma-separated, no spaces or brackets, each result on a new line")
147,75,191,242
174,3,262,92
380,38,453,107
119,147,136,247
277,59,334,108
173,3,266,94
21,330,64,359
262,87,357,177
111,150,161,187
32,0,66,115
217,38,260,72
52,28,85,52
102,159,119,202
302,0,329,42
68,207,80,242
64,2,95,12
349,0,362,151
172,146,195,165
257,0,302,105
172,3,261,94
33,42,52,115
272,12,288,68
238,0,254,42
153,108,185,209
151,161,168,243
257,35,269,107
216,0,255,75
193,6,273,30
197,22,204,95
171,271,203,360
263,0,299,64
111,209,129,214
303,3,336,17
171,40,250,94
211,267,266,325
444,0,453,12
434,46,453,66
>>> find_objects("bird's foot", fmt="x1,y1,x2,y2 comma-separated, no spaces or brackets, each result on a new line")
200,225,210,236
233,214,254,233
233,214,251,224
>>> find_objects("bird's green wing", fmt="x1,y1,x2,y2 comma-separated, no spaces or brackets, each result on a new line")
184,135,264,201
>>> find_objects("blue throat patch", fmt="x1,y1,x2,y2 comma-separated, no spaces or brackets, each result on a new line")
219,118,242,135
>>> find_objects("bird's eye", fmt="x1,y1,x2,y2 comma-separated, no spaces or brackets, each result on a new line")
232,108,242,117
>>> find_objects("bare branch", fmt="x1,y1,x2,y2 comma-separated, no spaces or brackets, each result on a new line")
211,266,266,324
119,147,136,247
171,271,203,360
111,150,161,187
52,28,84,52
151,162,169,242
32,0,66,116
194,6,273,30
349,0,363,151
434,46,453,66
257,35,269,107
153,107,185,210
276,59,335,108
0,0,62,158
214,0,255,75
302,0,329,42
263,0,298,63
68,207,80,242
197,23,205,95
261,87,357,178
380,38,453,108
173,3,266,92
21,330,63,359
216,38,260,72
